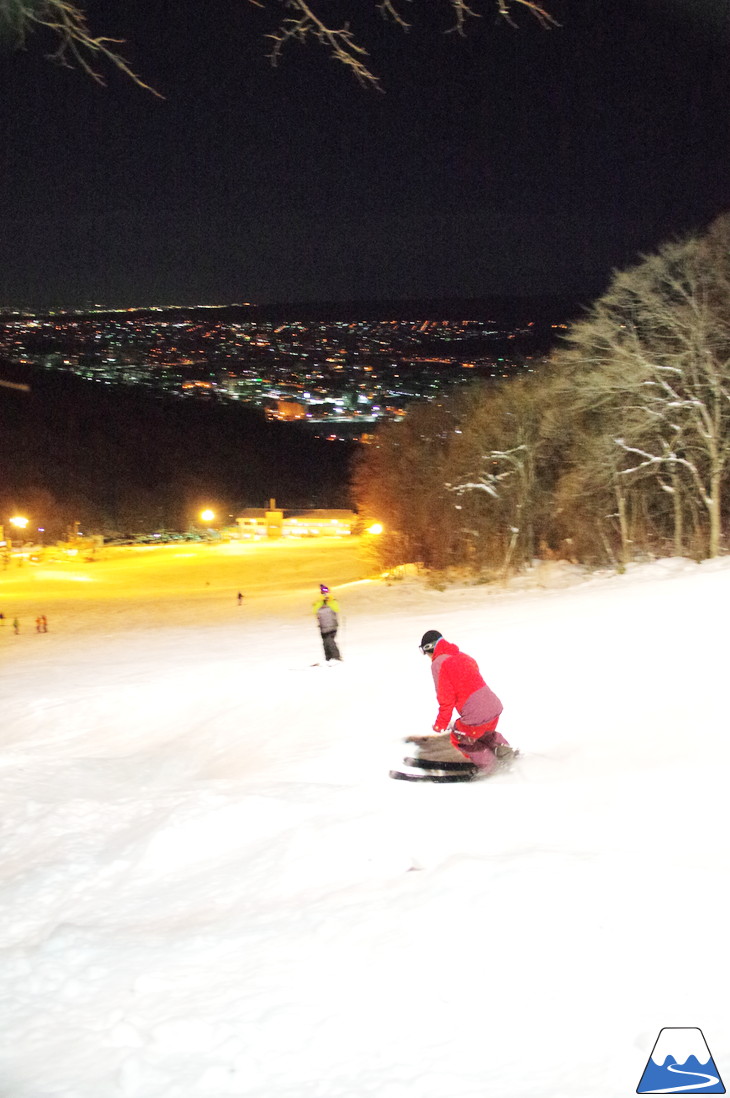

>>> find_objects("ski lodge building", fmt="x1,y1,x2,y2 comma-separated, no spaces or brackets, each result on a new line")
235,500,356,538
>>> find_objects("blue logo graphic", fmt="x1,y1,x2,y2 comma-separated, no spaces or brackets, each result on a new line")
637,1028,725,1094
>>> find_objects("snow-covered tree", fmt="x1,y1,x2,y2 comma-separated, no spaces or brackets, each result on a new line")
354,375,554,577
446,377,545,574
561,214,730,558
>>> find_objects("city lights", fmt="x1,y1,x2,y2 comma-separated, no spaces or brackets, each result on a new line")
0,309,545,442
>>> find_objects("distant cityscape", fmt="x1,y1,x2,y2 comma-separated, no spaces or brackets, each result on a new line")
0,304,572,440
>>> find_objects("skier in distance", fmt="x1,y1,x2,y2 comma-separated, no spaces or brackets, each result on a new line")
312,584,342,663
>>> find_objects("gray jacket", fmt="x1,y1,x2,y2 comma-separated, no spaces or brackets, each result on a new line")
316,604,339,633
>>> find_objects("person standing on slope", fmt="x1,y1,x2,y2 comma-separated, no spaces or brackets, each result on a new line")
312,584,342,663
411,630,513,769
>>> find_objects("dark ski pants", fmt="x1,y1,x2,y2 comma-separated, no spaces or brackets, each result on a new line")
320,630,341,661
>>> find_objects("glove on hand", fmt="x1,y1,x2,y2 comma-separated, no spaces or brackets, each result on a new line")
452,729,476,746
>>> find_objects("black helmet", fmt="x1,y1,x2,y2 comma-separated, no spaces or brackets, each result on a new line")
419,630,442,653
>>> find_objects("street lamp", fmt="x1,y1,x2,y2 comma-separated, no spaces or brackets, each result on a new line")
200,509,216,540
2,515,29,556
9,515,29,548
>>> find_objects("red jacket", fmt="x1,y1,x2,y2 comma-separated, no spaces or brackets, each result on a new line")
430,639,502,735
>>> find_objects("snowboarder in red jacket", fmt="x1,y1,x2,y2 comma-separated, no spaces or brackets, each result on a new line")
418,630,514,767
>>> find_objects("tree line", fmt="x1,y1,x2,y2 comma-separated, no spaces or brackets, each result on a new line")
354,214,730,575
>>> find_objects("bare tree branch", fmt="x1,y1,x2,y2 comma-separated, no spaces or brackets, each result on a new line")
0,0,557,94
266,0,382,88
267,0,557,87
377,0,411,31
1,0,162,95
493,0,556,31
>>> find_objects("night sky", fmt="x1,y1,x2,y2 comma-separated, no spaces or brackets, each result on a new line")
1,0,729,310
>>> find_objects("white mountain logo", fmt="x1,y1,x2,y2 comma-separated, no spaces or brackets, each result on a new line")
637,1028,725,1094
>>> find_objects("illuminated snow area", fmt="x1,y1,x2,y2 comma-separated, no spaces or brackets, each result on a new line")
1,539,729,1098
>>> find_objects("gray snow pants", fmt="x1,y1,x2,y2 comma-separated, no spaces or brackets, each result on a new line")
320,630,341,661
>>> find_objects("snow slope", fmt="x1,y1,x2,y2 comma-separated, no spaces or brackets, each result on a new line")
1,540,728,1098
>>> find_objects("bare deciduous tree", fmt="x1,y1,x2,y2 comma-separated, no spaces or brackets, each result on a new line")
446,377,544,575
353,396,468,571
560,215,730,558
0,0,555,92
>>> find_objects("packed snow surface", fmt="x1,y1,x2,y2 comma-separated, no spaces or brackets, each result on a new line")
1,539,729,1097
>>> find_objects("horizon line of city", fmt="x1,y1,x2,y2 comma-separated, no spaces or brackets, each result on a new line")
0,291,587,323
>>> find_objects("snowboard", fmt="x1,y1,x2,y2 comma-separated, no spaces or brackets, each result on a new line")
403,756,478,772
389,763,478,783
389,748,519,783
